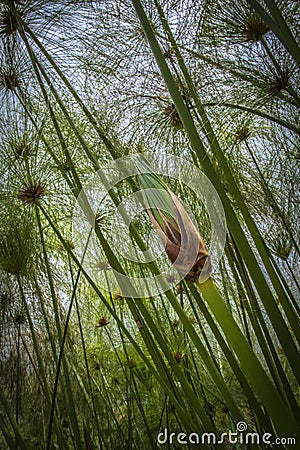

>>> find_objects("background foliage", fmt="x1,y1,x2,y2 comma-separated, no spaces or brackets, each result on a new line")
0,0,299,448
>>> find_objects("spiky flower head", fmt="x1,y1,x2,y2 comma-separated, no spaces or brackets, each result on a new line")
14,311,26,325
17,181,46,206
0,67,22,92
235,126,251,142
0,9,19,37
0,1,26,38
96,317,110,327
173,351,184,363
6,134,35,159
266,68,291,97
241,13,270,42
268,229,292,260
163,103,183,130
65,239,75,250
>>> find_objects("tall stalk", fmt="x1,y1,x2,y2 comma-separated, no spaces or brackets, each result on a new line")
132,0,300,384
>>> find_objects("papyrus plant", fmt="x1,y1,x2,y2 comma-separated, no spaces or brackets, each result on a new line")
132,0,300,386
1,0,299,448
133,104,300,441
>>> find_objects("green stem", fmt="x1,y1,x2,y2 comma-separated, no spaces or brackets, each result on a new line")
196,277,300,438
37,203,207,434
132,0,300,382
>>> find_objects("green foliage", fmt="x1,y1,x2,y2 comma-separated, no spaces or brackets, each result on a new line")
0,0,299,448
